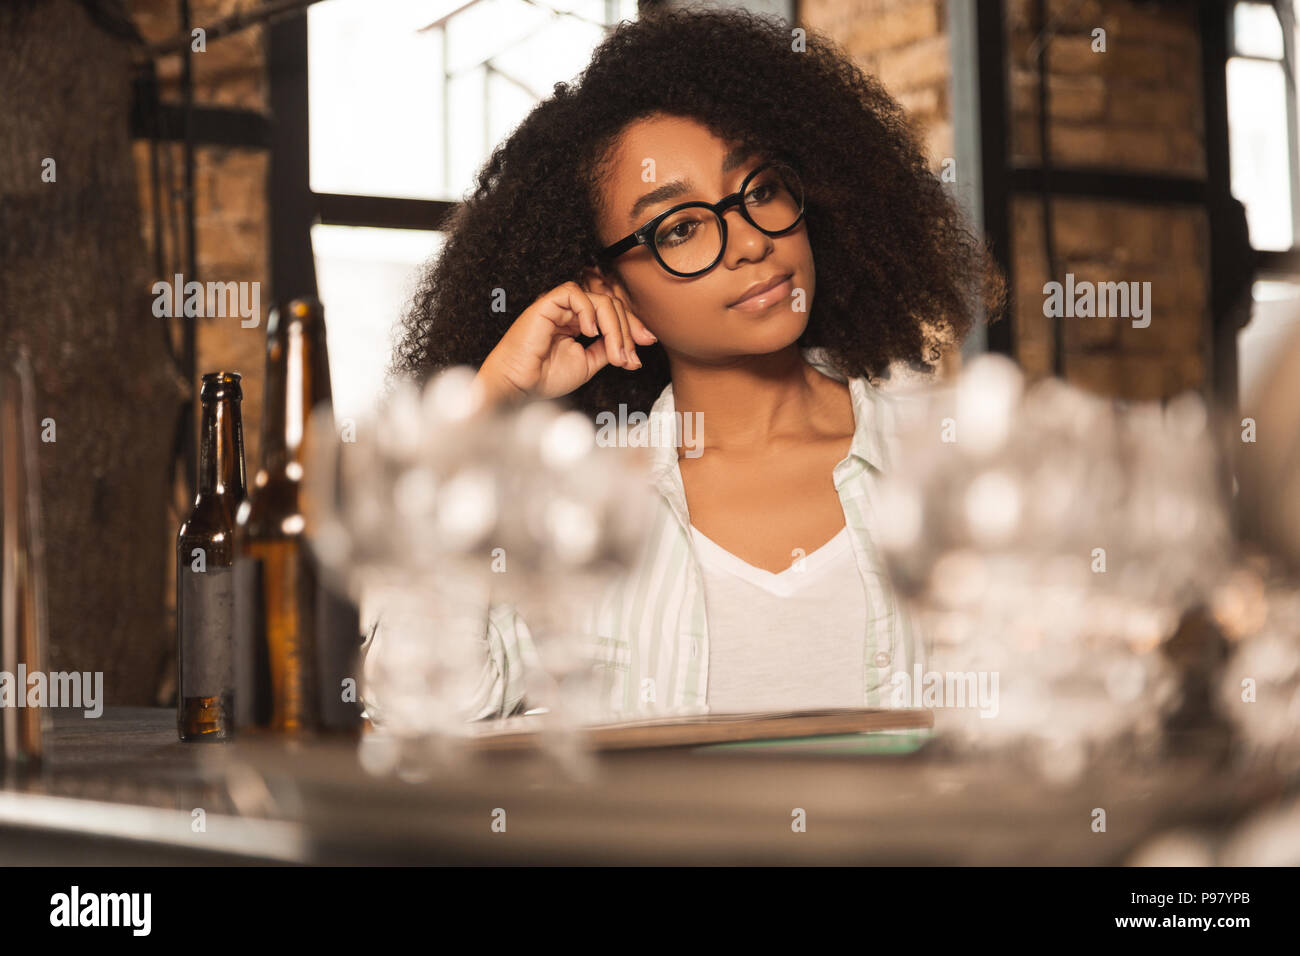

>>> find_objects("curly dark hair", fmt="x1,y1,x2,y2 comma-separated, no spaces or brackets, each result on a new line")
392,6,1005,417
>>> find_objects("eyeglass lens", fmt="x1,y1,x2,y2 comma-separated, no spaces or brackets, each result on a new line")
652,164,803,275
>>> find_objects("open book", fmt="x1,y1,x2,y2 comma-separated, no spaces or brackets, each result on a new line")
464,707,934,751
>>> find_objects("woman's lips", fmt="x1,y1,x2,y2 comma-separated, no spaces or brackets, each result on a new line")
729,274,794,313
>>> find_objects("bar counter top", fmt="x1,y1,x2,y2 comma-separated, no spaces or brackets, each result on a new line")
0,708,1291,865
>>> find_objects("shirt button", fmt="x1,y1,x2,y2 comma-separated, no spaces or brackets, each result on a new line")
692,639,699,659
873,651,891,668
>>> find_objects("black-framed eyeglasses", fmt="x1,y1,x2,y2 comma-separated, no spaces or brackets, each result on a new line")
599,160,806,278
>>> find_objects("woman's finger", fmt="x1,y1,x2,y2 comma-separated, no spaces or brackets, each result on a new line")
583,336,612,379
610,297,641,369
566,282,603,339
538,282,596,341
607,291,654,344
622,302,658,346
588,292,628,366
573,288,600,338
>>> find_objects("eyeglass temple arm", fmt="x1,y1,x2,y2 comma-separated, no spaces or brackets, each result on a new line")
601,233,642,259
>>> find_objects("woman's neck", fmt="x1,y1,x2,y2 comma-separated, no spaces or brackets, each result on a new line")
666,345,850,457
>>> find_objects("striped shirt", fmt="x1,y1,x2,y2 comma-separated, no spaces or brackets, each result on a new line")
465,346,930,723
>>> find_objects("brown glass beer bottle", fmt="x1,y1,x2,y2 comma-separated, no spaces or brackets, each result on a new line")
1,351,53,769
235,297,360,735
177,371,247,741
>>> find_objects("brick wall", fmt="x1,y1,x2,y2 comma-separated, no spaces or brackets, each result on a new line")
1007,0,1204,176
1006,0,1209,398
801,0,1212,401
800,0,953,170
1011,196,1208,397
129,0,269,475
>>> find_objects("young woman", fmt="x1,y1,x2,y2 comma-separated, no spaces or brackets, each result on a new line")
388,8,1004,721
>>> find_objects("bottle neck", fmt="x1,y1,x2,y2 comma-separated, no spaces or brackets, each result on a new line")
261,315,333,473
197,394,247,499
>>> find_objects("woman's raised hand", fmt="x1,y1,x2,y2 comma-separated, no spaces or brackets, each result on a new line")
474,281,657,407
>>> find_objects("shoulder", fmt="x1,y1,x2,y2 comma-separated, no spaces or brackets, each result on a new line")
848,364,944,477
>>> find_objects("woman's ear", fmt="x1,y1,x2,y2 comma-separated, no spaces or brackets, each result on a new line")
580,265,623,299
581,264,657,345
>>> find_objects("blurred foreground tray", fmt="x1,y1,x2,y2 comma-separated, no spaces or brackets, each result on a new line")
464,706,934,751
0,708,1288,865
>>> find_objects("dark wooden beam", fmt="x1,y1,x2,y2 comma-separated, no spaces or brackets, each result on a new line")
976,0,1014,356
314,193,457,231
131,99,271,149
267,9,318,303
1008,166,1208,205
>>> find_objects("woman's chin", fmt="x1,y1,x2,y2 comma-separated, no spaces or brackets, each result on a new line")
671,310,810,362
728,307,809,350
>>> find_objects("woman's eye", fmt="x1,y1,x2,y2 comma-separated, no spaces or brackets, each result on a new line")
658,220,699,247
746,183,774,204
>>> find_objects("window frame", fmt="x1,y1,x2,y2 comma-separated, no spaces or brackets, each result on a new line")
268,0,648,303
1228,0,1300,261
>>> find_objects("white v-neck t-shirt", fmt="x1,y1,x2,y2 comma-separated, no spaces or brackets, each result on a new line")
690,522,868,713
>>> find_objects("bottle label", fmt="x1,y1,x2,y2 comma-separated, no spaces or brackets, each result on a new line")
181,565,234,698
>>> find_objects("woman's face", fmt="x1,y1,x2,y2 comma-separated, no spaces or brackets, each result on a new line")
584,114,815,363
